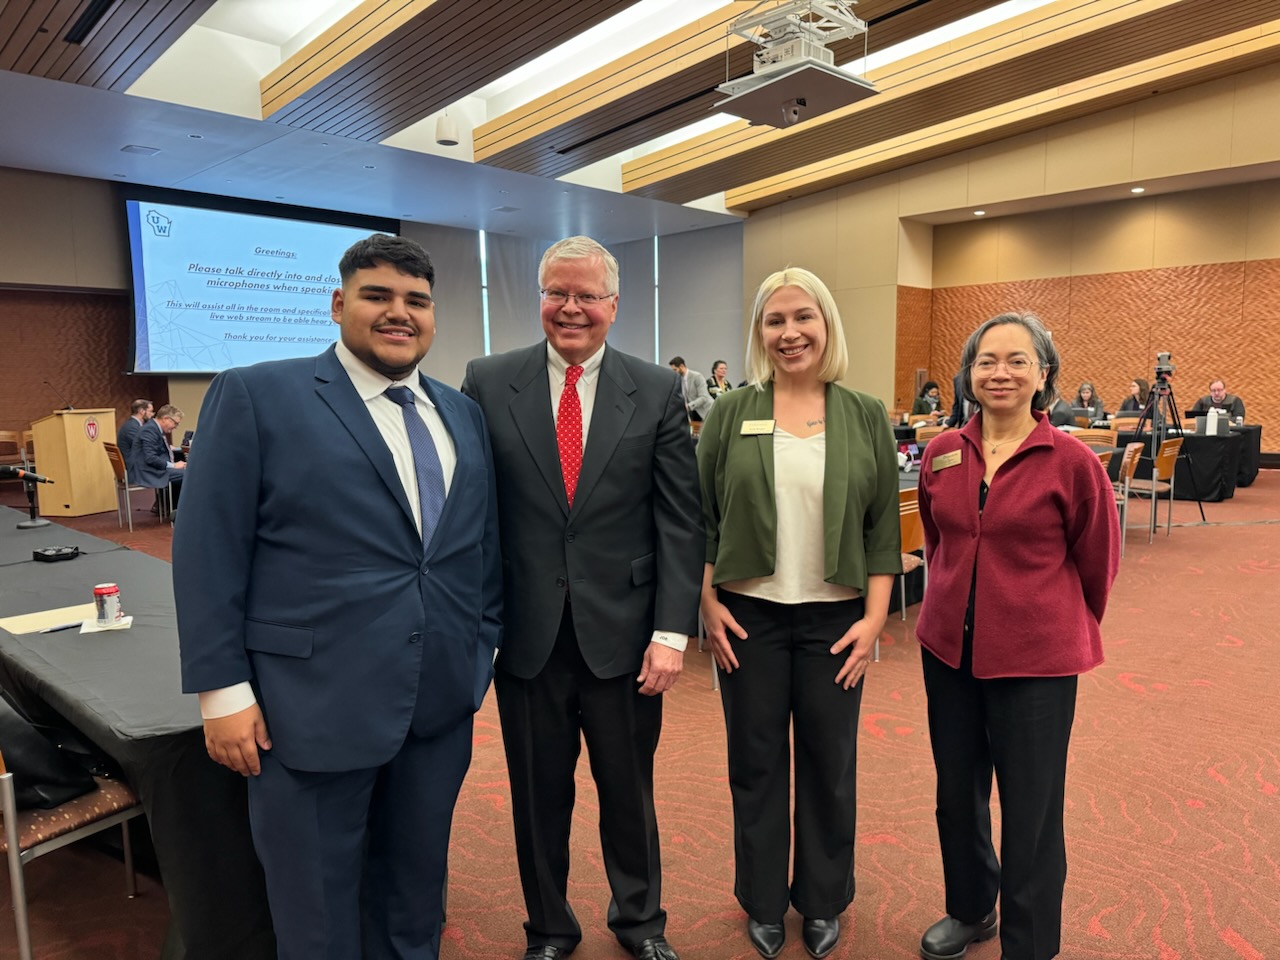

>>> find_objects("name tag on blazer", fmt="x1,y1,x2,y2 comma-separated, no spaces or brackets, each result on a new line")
740,419,776,436
932,449,963,471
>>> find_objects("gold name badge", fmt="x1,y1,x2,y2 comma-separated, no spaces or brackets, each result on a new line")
740,419,776,436
932,449,963,471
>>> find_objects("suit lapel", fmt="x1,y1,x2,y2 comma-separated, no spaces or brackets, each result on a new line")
507,343,570,518
572,346,636,517
821,384,850,580
754,383,776,499
313,347,418,532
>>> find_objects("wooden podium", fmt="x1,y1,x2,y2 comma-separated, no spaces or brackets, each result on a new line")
30,409,118,517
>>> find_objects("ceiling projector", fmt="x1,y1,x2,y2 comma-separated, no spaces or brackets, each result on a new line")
715,0,877,128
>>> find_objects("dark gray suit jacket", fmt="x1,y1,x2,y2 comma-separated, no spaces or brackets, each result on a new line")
462,342,702,680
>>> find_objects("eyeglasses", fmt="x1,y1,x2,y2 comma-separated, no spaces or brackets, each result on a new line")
540,289,615,307
971,357,1038,376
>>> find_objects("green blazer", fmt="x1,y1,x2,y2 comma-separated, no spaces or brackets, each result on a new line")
697,381,902,591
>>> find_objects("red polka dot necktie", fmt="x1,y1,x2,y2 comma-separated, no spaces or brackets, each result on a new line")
557,365,584,506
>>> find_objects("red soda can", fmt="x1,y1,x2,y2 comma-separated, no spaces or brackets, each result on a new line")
93,583,123,627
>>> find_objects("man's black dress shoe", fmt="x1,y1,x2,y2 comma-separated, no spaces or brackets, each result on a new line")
802,917,840,959
522,946,571,960
630,934,679,960
747,918,785,958
919,910,998,960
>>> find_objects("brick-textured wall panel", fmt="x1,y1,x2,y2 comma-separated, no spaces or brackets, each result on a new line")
934,259,1280,452
894,285,934,412
0,290,163,437
1243,259,1280,322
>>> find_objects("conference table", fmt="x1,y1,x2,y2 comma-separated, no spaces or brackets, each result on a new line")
0,509,274,960
1115,430,1245,502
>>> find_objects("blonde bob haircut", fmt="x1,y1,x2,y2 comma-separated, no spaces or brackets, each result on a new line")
744,267,849,389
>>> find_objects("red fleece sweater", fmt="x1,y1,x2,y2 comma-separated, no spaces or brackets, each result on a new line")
916,410,1120,678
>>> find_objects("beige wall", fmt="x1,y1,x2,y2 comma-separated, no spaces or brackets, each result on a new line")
742,60,1280,409
0,169,129,290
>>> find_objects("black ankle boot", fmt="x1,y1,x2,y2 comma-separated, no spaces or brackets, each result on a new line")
746,918,785,959
802,917,840,958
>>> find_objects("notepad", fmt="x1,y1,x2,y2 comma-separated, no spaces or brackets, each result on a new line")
0,602,97,635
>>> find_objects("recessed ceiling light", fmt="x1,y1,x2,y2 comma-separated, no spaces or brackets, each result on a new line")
113,173,127,178
363,164,375,170
188,134,203,140
275,196,284,200
120,144,160,156
1130,186,1145,194
973,210,986,216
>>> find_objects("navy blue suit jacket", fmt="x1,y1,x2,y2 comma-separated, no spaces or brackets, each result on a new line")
174,346,501,773
132,418,177,488
116,416,143,481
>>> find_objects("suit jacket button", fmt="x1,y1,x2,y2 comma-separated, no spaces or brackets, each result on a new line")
421,566,430,575
556,577,566,588
409,633,421,644
565,532,575,543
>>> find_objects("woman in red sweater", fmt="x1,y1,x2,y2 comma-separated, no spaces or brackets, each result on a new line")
916,313,1120,960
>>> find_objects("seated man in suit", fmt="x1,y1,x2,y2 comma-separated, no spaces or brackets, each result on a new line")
1189,378,1245,420
132,403,185,511
668,356,714,422
174,233,501,960
116,398,152,480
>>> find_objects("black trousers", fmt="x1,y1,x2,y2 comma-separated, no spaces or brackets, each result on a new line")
718,590,865,923
921,646,1078,960
495,604,665,951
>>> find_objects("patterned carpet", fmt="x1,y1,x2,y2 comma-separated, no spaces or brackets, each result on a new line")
2,474,1278,959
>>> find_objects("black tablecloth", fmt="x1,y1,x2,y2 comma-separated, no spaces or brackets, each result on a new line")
1114,431,1242,502
1231,425,1262,487
0,508,274,960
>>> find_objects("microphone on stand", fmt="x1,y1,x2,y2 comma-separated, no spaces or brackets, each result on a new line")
43,379,75,410
0,466,53,483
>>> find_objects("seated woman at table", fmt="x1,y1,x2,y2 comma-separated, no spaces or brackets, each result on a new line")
911,381,947,422
1072,382,1105,420
1116,378,1149,414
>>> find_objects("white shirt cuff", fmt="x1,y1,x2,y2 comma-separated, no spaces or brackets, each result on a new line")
651,630,689,653
198,682,258,720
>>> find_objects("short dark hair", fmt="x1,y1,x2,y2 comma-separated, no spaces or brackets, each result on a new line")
668,356,686,368
958,312,1059,411
130,398,152,414
918,380,939,397
338,234,435,287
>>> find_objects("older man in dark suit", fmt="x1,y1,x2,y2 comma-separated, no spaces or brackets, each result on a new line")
462,236,702,960
174,234,501,960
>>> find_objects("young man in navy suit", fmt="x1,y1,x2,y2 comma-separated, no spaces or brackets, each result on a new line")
463,236,702,960
174,234,501,960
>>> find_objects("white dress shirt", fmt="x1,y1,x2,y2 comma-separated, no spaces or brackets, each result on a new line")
546,343,689,653
199,343,457,720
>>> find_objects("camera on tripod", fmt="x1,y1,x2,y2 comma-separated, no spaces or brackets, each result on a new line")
1154,350,1175,383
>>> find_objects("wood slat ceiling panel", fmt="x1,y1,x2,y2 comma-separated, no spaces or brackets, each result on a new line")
623,0,1280,203
474,0,1009,178
316,1,624,141
260,0,642,141
0,0,216,91
727,40,1280,210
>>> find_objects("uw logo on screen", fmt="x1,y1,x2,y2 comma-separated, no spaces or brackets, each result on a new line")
145,209,173,237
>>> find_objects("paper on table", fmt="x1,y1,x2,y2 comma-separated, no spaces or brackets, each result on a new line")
0,603,98,635
80,615,134,634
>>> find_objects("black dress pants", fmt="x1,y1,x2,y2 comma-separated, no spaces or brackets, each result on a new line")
494,603,665,951
921,646,1078,960
718,590,865,923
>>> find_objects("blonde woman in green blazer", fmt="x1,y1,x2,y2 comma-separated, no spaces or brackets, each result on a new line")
697,267,901,959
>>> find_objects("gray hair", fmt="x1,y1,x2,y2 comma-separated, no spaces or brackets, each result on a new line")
744,267,849,388
538,236,619,295
958,312,1059,411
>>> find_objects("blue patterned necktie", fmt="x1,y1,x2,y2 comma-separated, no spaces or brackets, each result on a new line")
385,386,445,543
